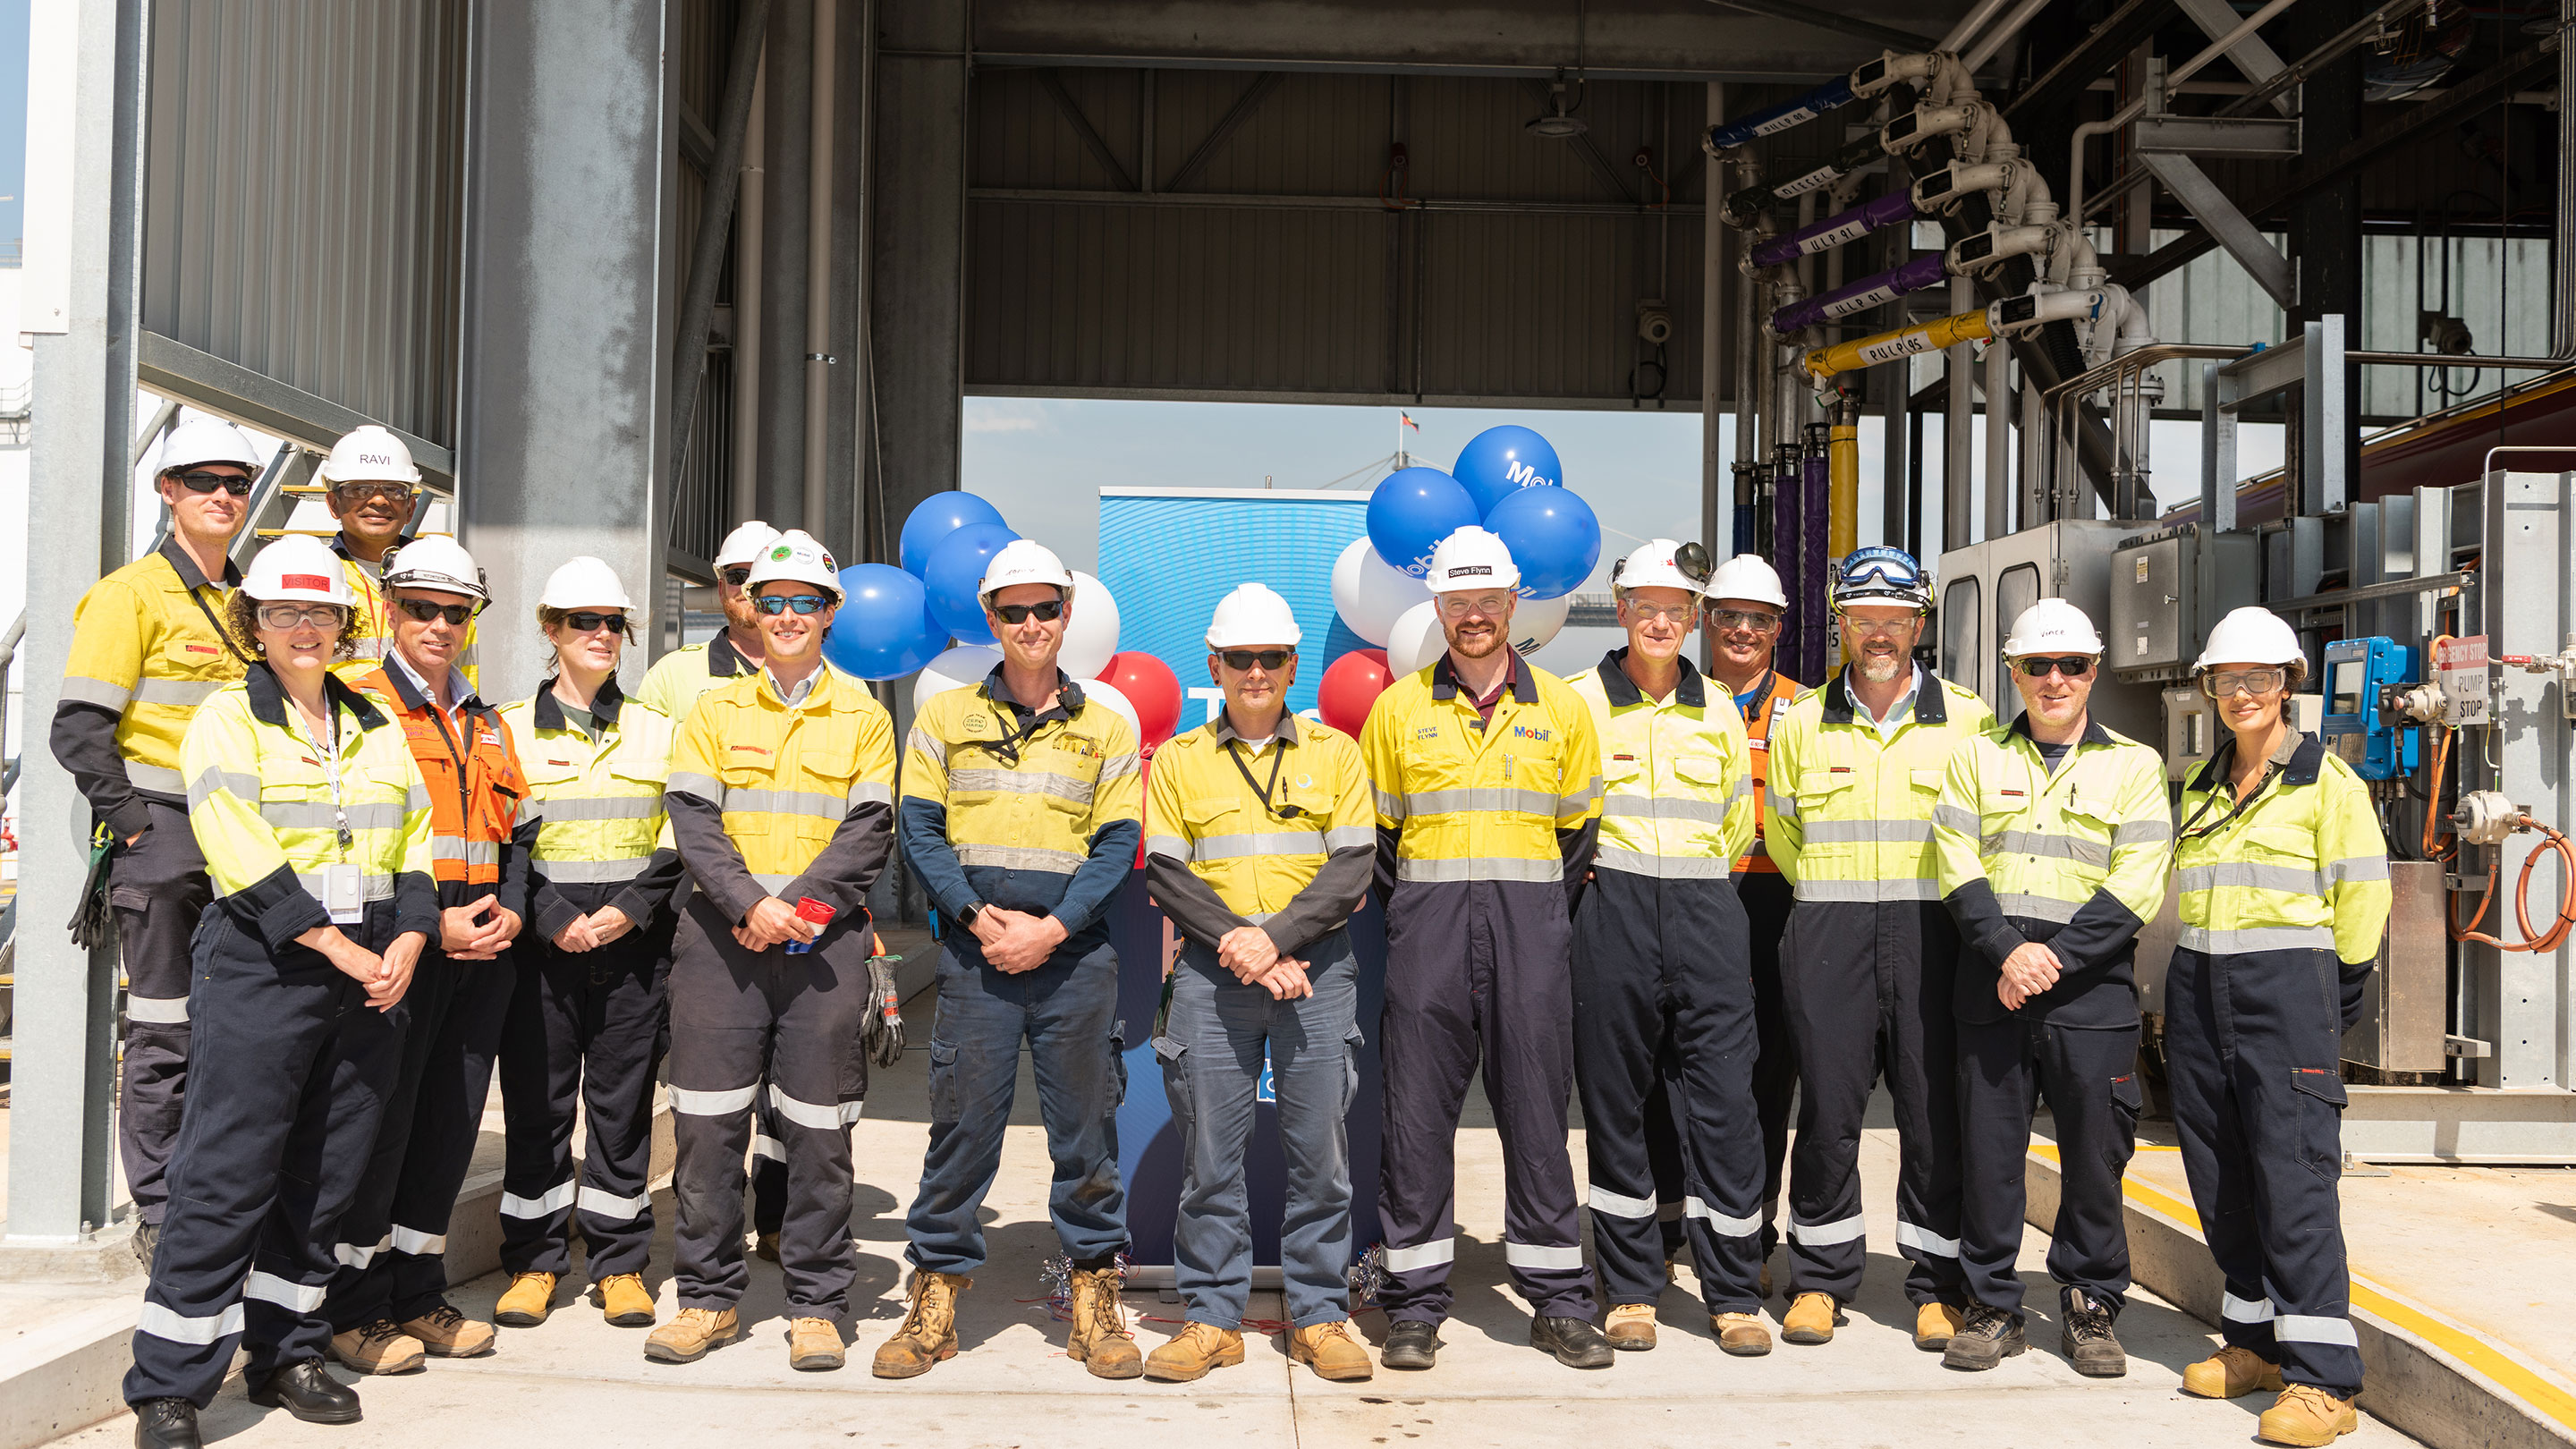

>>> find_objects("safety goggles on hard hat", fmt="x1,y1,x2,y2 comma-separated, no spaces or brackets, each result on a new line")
2013,654,2097,679
394,597,482,627
1218,648,1293,672
992,599,1065,624
2200,666,2288,699
1837,551,1923,593
1611,540,1715,589
754,593,832,616
173,470,254,497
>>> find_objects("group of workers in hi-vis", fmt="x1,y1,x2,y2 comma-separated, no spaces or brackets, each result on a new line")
65,417,2388,1449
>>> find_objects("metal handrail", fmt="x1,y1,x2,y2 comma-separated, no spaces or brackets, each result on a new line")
2044,344,2255,523
0,611,22,799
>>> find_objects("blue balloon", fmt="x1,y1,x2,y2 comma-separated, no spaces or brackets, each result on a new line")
1453,425,1564,518
823,564,947,680
1484,485,1600,600
1366,467,1480,579
899,491,1008,578
922,522,1020,644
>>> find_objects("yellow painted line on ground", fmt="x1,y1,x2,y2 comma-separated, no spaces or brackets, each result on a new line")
2028,1145,2576,1434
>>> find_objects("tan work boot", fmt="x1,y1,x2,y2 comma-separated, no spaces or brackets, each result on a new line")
2183,1343,2287,1400
400,1302,496,1358
1065,1266,1144,1378
1912,1301,1964,1351
787,1317,846,1371
1781,1292,1838,1345
597,1273,656,1327
755,1231,781,1263
493,1272,557,1327
1288,1320,1374,1382
642,1307,743,1364
2258,1384,2359,1445
1143,1321,1244,1382
328,1319,426,1375
871,1270,969,1379
1603,1303,1658,1351
1713,1312,1774,1357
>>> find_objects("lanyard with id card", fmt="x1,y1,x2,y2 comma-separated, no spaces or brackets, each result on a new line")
290,701,367,924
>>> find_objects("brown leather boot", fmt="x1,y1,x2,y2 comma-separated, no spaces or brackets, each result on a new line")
329,1319,426,1375
870,1271,969,1379
1713,1312,1773,1357
1603,1303,1658,1351
1143,1322,1244,1382
399,1302,496,1358
1064,1267,1144,1379
1288,1320,1374,1381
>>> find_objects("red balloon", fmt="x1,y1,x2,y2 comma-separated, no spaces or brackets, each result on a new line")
1098,650,1183,745
1318,648,1394,736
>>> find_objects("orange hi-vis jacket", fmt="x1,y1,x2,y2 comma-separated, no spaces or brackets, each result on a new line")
1733,666,1804,876
357,657,530,908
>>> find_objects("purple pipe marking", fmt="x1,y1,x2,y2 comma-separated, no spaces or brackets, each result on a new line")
1772,453,1802,681
1770,253,1949,335
1750,191,1915,268
1802,445,1831,683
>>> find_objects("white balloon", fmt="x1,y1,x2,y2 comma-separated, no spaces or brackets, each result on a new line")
1077,674,1141,741
911,644,1002,718
1387,600,1446,676
1060,570,1123,680
1331,537,1430,648
1509,590,1571,657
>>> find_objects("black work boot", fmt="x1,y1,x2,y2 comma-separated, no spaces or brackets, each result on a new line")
248,1360,361,1424
1530,1315,1615,1369
1940,1303,2026,1371
132,1397,200,1448
1381,1320,1441,1370
2060,1289,2127,1377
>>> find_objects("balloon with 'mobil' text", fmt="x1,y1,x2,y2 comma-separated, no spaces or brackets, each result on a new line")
1453,425,1563,518
1483,484,1600,600
1367,467,1479,580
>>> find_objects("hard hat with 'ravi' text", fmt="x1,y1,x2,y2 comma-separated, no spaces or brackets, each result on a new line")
2002,597,2104,657
317,424,421,485
538,556,636,612
715,520,782,569
2192,606,2303,672
1706,553,1789,607
382,534,489,603
1205,582,1303,649
243,535,355,606
744,530,843,600
1426,526,1521,594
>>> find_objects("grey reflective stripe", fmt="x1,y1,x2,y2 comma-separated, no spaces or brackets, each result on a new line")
949,767,1097,806
1787,1212,1867,1246
578,1184,651,1220
1502,1241,1584,1270
1792,877,1940,902
1591,845,1731,879
1931,802,1981,835
1588,1185,1657,1219
751,873,800,894
430,838,501,866
407,783,432,813
1192,830,1326,860
1097,751,1141,784
1557,776,1603,813
2326,854,2389,885
1374,788,1408,820
258,801,409,832
953,842,1085,874
668,1083,758,1115
534,857,649,884
666,770,724,802
2274,1314,2359,1347
1143,834,1191,862
500,1181,576,1218
133,677,225,707
59,674,134,709
129,762,187,794
2177,862,2325,896
1894,1220,1960,1258
1995,892,2084,923
1767,792,1799,820
1323,825,1375,851
1684,1196,1761,1237
2177,923,2335,953
292,870,395,902
847,780,894,808
768,1082,866,1129
1599,793,1736,824
2112,818,2172,847
538,795,662,822
1395,854,1565,884
1402,787,1561,817
126,994,190,1024
189,767,263,806
1988,829,2109,867
1380,1238,1453,1272
2222,1292,2275,1324
724,787,849,821
1801,818,1936,844
241,1274,324,1311
904,725,947,763
138,1301,244,1346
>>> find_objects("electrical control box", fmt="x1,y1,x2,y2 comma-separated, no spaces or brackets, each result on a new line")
2319,636,2420,780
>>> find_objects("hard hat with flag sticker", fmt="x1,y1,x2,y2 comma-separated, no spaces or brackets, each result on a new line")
243,534,355,606
744,529,843,600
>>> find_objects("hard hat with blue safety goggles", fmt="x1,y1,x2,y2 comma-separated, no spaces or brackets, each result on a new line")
1830,545,1932,612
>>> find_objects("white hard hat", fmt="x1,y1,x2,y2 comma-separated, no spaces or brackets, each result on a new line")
743,528,843,599
979,538,1075,600
1204,582,1303,649
2192,606,2303,672
154,415,263,476
715,520,782,568
316,424,421,485
1425,526,1521,594
242,534,354,606
1610,538,1709,597
538,555,635,612
1706,552,1789,607
381,534,489,603
2001,597,2104,657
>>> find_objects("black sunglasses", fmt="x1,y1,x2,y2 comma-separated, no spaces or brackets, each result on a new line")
173,470,252,497
993,599,1065,624
562,610,629,634
1219,648,1294,672
394,597,479,626
2015,654,2097,679
720,567,752,588
755,594,831,616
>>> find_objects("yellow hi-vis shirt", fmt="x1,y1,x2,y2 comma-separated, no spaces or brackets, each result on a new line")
1143,710,1375,946
183,665,438,947
902,671,1143,894
665,665,898,922
499,679,681,940
633,632,760,724
2174,730,2390,962
328,535,479,690
1565,649,1756,878
56,540,247,828
1931,714,2172,1023
1766,665,1995,902
1360,652,1603,886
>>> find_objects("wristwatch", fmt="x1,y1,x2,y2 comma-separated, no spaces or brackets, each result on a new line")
957,900,987,929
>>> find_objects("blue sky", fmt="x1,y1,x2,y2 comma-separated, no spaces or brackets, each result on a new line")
0,0,22,255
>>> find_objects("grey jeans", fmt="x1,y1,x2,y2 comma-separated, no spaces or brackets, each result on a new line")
1155,929,1362,1329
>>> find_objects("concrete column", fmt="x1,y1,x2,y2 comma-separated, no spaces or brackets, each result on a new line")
870,0,968,532
6,0,144,1244
457,0,672,695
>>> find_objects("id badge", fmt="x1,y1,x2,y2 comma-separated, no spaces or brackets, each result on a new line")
320,862,365,924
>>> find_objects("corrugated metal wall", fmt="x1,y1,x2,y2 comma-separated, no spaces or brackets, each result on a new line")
141,0,466,445
966,68,1718,409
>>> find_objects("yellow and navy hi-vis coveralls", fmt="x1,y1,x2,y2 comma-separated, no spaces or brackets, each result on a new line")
1142,709,1376,1331
899,667,1144,1277
664,665,897,1320
1360,651,1603,1327
123,665,436,1412
51,539,246,1226
494,679,685,1284
1564,650,1763,1317
326,533,479,690
1932,715,2170,1324
2168,730,2389,1397
1767,665,1993,1309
